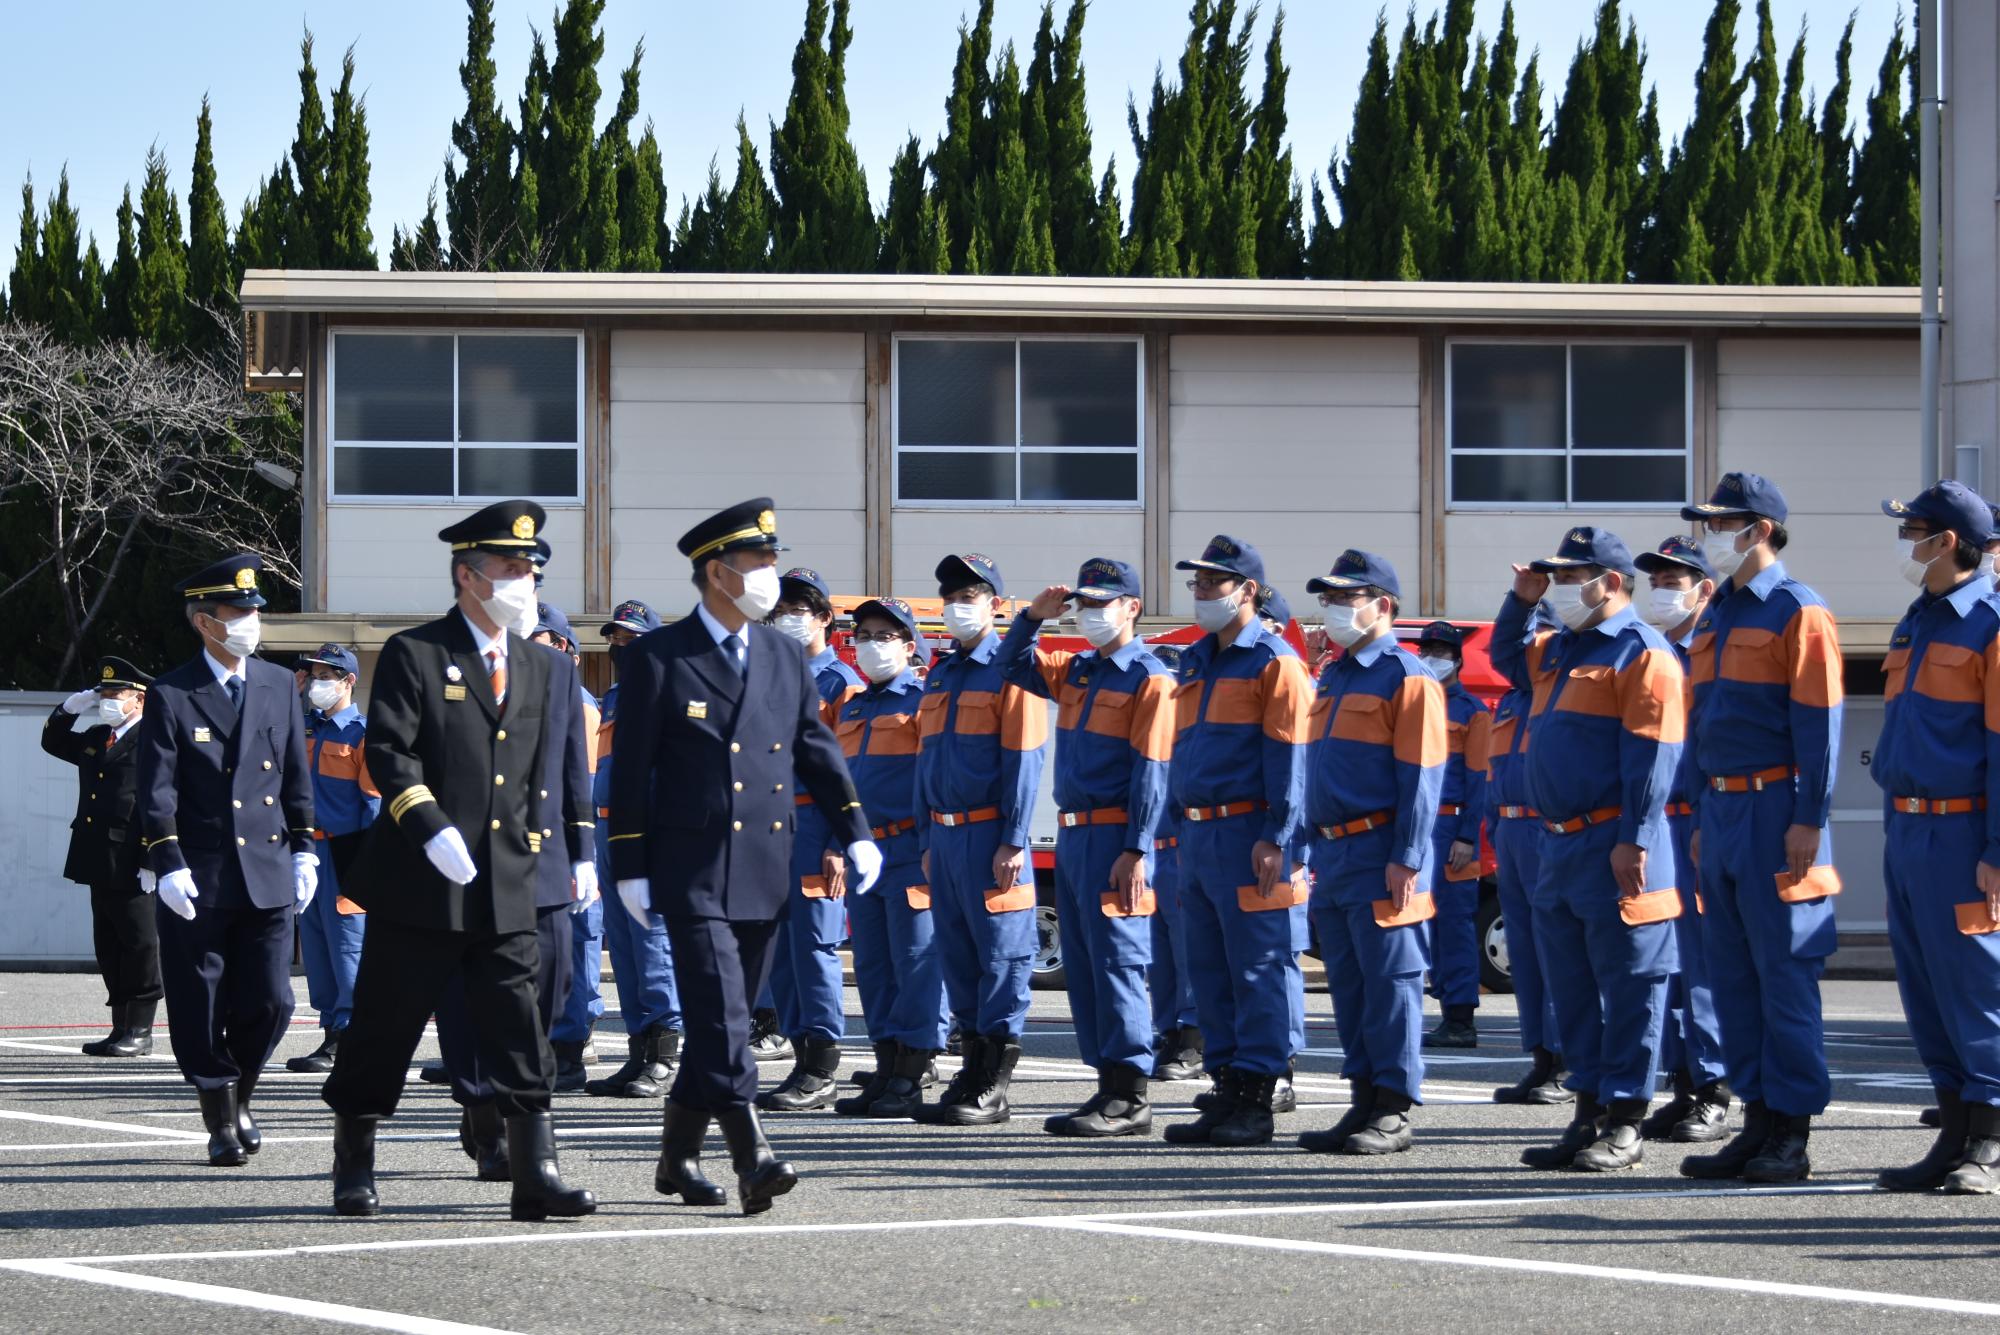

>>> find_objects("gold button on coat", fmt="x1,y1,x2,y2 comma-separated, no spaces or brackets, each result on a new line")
491,820,502,830
732,820,742,831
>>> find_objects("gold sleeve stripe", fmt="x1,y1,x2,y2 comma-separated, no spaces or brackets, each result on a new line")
141,835,179,849
570,820,596,829
388,786,437,823
608,832,645,842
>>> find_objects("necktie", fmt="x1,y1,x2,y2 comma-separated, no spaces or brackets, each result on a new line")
724,633,745,676
226,677,243,713
487,649,508,706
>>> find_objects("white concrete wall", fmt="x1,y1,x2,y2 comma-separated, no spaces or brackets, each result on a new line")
1167,335,1422,617
1444,511,1688,619
1717,337,1919,621
0,695,93,962
325,506,586,616
889,511,1146,605
610,331,867,615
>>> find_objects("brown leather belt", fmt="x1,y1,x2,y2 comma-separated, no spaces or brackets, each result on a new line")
931,807,1000,827
1496,805,1540,821
1183,800,1267,823
1059,806,1128,829
1544,806,1622,835
1318,811,1393,840
1709,765,1795,793
1438,803,1464,816
1892,795,1987,816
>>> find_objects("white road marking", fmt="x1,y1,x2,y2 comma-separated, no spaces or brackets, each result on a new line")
1024,1218,2000,1318
0,1259,523,1334
0,1109,207,1140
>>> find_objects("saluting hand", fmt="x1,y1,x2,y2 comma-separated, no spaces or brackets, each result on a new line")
1511,563,1551,605
1026,584,1073,622
1610,842,1646,898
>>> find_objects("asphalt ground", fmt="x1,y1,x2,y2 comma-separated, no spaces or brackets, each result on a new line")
0,971,1989,1334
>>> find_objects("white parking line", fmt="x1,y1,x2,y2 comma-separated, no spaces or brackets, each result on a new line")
1024,1218,2000,1318
0,1109,207,1140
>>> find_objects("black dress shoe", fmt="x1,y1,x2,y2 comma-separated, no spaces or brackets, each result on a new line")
1670,1081,1733,1143
655,1100,727,1206
715,1105,797,1216
749,1010,793,1063
506,1112,596,1221
1742,1113,1812,1183
198,1086,247,1167
759,1037,843,1112
1300,1079,1374,1154
419,1062,451,1086
1880,1090,1967,1191
1944,1104,2000,1195
1639,1072,1695,1140
287,1027,341,1074
331,1114,378,1216
1340,1088,1415,1156
1493,1047,1572,1105
1571,1100,1647,1171
1681,1099,1773,1180
1153,1026,1204,1082
1046,1064,1153,1138
1522,1098,1604,1170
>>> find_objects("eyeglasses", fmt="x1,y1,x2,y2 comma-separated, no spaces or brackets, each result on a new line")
850,631,908,645
1186,577,1237,593
1896,525,1936,542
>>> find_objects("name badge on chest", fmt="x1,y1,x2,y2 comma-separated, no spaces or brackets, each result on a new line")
687,700,708,720
443,684,468,701
192,727,211,744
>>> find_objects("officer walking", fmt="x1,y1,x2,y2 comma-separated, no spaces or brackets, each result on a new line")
321,501,596,1221
1000,560,1176,1138
910,554,1049,1128
1161,536,1313,1147
1633,537,1733,1143
1412,621,1491,1050
759,567,868,1111
1678,473,1843,1184
42,657,159,1057
135,554,316,1167
285,644,377,1075
1871,482,2000,1194
1295,551,1446,1156
610,498,881,1215
1494,528,1684,1173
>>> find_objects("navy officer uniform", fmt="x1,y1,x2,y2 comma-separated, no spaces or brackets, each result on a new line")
321,500,595,1222
134,554,315,1167
609,497,877,1215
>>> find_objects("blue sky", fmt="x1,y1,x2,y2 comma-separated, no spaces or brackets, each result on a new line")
1,1,1901,279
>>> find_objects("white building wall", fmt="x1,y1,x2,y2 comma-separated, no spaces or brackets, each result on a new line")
0,695,93,962
325,506,586,616
1444,512,1684,619
889,511,1146,605
1167,335,1422,618
609,331,867,615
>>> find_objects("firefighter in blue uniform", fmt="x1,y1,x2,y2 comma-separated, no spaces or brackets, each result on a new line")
1872,482,2000,1194
1000,559,1176,1137
1493,527,1685,1172
285,644,377,1075
759,567,868,1111
911,554,1050,1128
1259,589,1305,1114
135,553,317,1167
1632,536,1733,1143
1412,620,1491,1050
1296,551,1447,1156
610,498,881,1214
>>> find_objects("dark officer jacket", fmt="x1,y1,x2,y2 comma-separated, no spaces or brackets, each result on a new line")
41,706,144,888
608,613,870,921
135,653,315,911
345,610,570,935
532,644,594,910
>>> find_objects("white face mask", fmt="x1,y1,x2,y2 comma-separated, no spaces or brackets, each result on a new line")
306,678,345,713
1641,586,1697,629
725,565,781,621
475,569,537,633
855,640,907,684
1982,552,1997,582
772,613,817,645
942,600,991,643
1703,528,1749,580
95,696,133,728
1419,653,1457,680
205,610,261,658
1319,603,1375,649
1545,578,1602,632
1900,536,1943,587
1077,606,1126,649
1192,587,1244,634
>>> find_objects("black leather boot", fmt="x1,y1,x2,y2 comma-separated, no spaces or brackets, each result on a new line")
1191,1070,1229,1112
1522,1096,1605,1169
331,1113,378,1216
867,1042,938,1119
1493,1046,1572,1105
1639,1070,1695,1141
1672,1080,1733,1142
234,1068,262,1155
198,1085,247,1167
715,1104,797,1216
505,1112,596,1221
419,1061,451,1085
1423,1004,1477,1049
1209,1070,1277,1147
1920,1105,1942,1128
749,1009,793,1063
1271,1061,1298,1115
1572,1098,1647,1171
1681,1098,1773,1180
1165,1068,1240,1144
946,1020,965,1057
1047,1063,1153,1138
84,1000,155,1057
655,1100,727,1206
463,1102,509,1182
916,1036,1018,1126
286,1025,341,1074
1341,1087,1415,1156
551,1039,588,1093
760,1036,843,1112
910,1035,985,1120
834,1040,897,1116
1944,1103,2000,1194
585,1025,679,1097
1154,1025,1204,1081
1743,1112,1812,1183
1300,1078,1375,1154
1880,1089,1968,1191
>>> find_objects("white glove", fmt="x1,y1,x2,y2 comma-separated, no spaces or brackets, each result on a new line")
845,839,884,895
616,877,652,927
157,868,199,920
292,851,319,913
61,688,96,715
571,860,599,914
137,869,157,895
423,827,479,885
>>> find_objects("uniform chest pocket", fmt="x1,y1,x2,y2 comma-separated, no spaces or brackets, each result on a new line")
951,692,1000,737
835,716,867,758
1688,632,1717,687
1556,664,1618,718
917,693,949,739
1719,626,1786,686
1446,720,1469,755
1172,680,1202,733
1081,689,1133,739
1329,692,1392,746
866,713,921,756
1308,694,1334,734
1882,646,1911,701
1914,641,1985,705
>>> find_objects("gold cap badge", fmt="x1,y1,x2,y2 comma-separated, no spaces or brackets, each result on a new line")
234,568,257,590
513,514,537,541
101,666,115,681
756,509,776,536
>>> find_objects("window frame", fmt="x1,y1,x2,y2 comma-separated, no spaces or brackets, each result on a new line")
891,332,1146,510
326,326,586,506
1444,335,1693,512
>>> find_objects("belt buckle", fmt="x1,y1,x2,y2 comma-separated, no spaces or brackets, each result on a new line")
1750,775,1766,792
1905,797,1924,815
1187,808,1205,823
938,812,959,827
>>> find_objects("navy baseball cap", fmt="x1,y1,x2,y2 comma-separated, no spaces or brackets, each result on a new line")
1074,557,1141,601
935,553,1005,597
1176,535,1266,588
534,603,577,647
1682,471,1789,525
779,567,832,604
1414,620,1463,652
1306,549,1401,601
1635,534,1718,583
1530,526,1638,579
852,596,929,657
1258,589,1294,628
299,642,359,677
601,599,661,638
1882,480,1996,546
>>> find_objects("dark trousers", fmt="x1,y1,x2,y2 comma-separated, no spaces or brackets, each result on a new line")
88,879,162,1009
323,919,551,1120
664,914,779,1113
155,900,294,1090
437,906,572,1105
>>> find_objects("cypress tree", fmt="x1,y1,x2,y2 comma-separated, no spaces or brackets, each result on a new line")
1081,158,1127,276
721,115,772,272
288,33,330,269
1248,8,1304,277
877,135,929,273
7,179,39,327
585,42,643,271
187,97,233,332
989,44,1055,275
1645,0,1743,283
131,147,189,350
1502,52,1551,281
542,0,607,271
672,159,727,271
390,186,446,271
445,0,516,270
1725,0,1780,284
933,0,998,274
770,0,878,272
915,191,952,273
1042,1,1097,274
1330,15,1394,278
103,186,139,341
1851,13,1917,284
234,161,294,281
621,124,667,272
1818,14,1857,244
511,27,550,268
